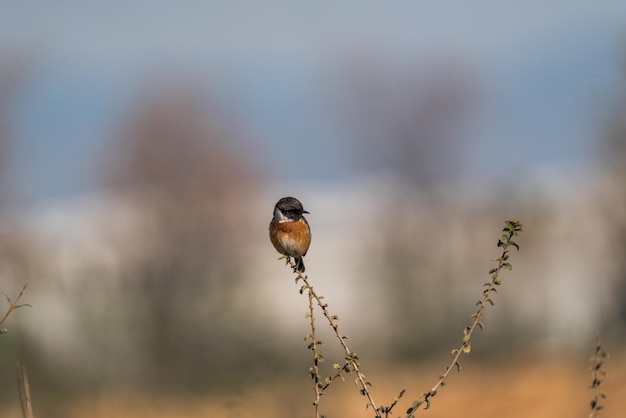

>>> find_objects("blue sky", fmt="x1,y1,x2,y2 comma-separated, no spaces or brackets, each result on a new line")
2,1,626,202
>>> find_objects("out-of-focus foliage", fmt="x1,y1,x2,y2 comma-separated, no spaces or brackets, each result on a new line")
0,47,625,415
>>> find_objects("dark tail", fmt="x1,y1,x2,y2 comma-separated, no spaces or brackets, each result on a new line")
295,257,306,273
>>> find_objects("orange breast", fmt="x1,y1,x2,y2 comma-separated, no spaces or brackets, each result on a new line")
269,218,311,257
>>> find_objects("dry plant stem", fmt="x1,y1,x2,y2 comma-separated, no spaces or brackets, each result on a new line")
321,361,351,392
16,361,34,418
289,259,381,418
381,389,405,418
589,333,608,418
307,288,322,418
0,284,30,329
405,220,522,416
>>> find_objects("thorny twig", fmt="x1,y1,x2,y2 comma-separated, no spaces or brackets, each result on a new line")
286,257,381,417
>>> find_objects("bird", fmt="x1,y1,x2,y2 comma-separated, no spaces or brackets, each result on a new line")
269,196,311,273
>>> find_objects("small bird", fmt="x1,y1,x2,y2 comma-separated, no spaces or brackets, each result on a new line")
269,196,311,273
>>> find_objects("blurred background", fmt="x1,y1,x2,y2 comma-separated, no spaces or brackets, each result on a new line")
1,2,626,417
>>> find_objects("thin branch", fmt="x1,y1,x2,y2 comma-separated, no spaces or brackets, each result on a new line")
306,287,322,418
16,361,34,418
589,333,608,418
0,284,31,332
381,389,405,417
405,220,523,416
320,361,351,392
291,261,381,417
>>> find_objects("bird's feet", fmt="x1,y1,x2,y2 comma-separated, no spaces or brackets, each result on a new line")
277,254,292,266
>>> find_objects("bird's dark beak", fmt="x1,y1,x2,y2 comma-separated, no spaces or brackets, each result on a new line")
302,210,310,214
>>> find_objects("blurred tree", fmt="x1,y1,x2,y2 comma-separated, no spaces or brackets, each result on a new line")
99,84,265,389
0,50,29,210
331,52,477,187
600,63,626,326
331,53,493,358
0,49,37,402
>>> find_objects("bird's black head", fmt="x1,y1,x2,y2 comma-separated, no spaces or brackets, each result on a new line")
274,196,309,221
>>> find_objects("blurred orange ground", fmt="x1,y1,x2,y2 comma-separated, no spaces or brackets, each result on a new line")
2,353,624,418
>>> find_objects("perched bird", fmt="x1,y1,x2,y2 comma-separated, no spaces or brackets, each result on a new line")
269,196,311,272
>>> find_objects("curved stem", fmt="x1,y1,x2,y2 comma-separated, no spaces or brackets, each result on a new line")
292,263,380,417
